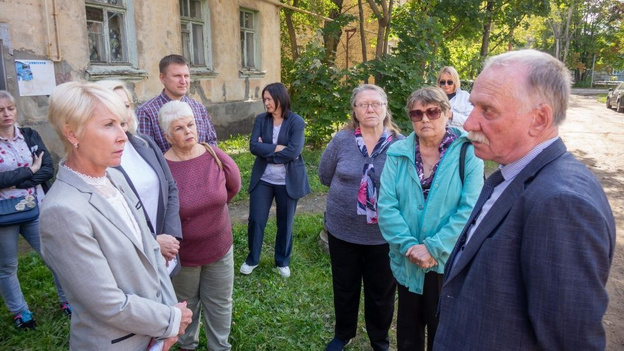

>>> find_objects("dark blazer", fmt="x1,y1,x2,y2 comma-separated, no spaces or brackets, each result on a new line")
115,133,182,240
248,111,311,200
0,127,53,192
434,138,616,351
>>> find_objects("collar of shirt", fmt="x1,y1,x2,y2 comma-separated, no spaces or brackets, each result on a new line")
499,136,560,183
0,125,24,142
462,136,561,248
158,90,192,104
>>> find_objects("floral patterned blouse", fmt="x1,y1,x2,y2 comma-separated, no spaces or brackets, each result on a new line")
0,126,43,203
414,128,459,200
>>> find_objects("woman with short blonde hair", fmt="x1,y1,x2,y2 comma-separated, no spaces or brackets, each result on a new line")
41,81,192,351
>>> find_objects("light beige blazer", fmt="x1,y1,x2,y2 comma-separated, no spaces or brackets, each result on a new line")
40,165,180,351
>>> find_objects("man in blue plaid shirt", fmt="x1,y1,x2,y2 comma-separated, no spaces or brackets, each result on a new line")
137,54,217,153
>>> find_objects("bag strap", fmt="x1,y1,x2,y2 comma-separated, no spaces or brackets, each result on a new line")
201,143,223,171
459,141,470,185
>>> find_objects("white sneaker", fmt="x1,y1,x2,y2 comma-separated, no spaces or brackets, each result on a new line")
277,266,291,278
240,263,258,275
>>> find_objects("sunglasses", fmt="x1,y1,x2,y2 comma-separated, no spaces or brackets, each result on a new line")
409,107,442,122
439,80,454,86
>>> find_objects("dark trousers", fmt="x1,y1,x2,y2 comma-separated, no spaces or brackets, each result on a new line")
328,232,396,351
246,181,298,267
396,272,443,351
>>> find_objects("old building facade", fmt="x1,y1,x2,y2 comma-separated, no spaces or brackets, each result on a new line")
0,0,282,157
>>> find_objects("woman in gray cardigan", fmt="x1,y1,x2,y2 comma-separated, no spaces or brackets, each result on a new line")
319,84,402,351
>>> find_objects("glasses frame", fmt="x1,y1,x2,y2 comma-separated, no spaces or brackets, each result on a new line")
408,107,443,122
354,102,386,110
439,80,454,86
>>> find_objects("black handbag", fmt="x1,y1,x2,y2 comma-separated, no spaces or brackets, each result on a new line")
0,194,39,226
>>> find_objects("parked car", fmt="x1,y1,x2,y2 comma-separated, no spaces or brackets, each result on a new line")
606,82,624,112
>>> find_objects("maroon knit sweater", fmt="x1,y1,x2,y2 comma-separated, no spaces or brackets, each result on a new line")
167,147,241,266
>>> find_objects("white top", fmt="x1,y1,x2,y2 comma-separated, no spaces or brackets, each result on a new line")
260,123,286,185
121,140,160,229
448,89,474,131
64,164,144,251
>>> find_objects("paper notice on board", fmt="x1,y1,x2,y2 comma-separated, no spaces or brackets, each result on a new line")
16,60,56,96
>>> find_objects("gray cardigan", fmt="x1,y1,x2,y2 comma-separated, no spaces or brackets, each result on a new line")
318,129,402,245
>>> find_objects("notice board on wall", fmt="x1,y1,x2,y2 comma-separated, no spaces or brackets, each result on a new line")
15,60,56,96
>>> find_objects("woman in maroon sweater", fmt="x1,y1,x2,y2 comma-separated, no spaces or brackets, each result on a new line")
159,100,241,351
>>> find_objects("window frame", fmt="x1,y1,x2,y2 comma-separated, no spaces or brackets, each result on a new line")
179,0,216,78
84,0,145,80
239,8,265,78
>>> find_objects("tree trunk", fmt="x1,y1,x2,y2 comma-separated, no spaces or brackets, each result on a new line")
366,0,392,58
284,0,299,60
562,3,574,63
322,0,345,64
479,1,495,60
358,0,367,63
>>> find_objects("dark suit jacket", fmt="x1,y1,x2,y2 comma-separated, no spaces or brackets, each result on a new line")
435,138,615,351
248,111,311,200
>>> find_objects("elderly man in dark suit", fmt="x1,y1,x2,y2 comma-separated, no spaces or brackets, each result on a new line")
434,49,616,351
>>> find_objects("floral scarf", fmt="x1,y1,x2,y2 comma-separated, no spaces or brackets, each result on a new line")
355,127,393,224
415,127,458,199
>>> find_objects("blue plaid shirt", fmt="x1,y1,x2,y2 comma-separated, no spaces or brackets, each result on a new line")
136,90,217,152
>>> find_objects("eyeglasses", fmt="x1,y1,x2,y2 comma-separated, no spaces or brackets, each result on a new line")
439,80,454,86
354,102,386,110
408,107,442,122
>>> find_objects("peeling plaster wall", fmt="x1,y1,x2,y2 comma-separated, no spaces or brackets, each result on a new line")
0,0,281,160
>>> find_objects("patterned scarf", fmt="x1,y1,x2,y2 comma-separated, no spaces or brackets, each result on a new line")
355,127,394,224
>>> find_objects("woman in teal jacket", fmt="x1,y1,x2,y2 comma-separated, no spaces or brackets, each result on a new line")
378,87,483,351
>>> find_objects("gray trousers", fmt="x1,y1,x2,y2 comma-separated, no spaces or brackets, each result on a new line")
173,246,234,351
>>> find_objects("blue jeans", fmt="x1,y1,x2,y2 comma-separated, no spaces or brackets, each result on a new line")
0,218,67,315
246,181,298,267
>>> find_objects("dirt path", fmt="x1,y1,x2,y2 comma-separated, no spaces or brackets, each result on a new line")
560,94,624,351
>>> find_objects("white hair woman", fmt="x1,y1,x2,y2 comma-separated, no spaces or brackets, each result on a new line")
40,81,192,351
0,90,71,330
95,80,182,275
436,66,474,131
159,100,241,351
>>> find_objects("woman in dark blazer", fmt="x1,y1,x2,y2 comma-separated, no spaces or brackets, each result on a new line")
240,82,310,278
96,80,182,275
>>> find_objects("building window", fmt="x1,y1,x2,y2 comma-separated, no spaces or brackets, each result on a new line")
85,0,128,64
240,10,257,69
180,0,206,66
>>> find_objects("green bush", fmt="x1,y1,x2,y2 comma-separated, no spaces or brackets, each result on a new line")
283,43,368,149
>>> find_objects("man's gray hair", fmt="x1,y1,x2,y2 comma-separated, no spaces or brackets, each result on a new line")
484,49,571,125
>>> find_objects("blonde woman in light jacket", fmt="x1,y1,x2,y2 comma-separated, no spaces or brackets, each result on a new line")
437,66,474,131
40,82,192,351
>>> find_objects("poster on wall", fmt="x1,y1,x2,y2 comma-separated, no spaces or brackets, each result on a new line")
15,60,56,96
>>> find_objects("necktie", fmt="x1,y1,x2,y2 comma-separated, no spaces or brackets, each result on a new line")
447,169,505,274
470,169,505,220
